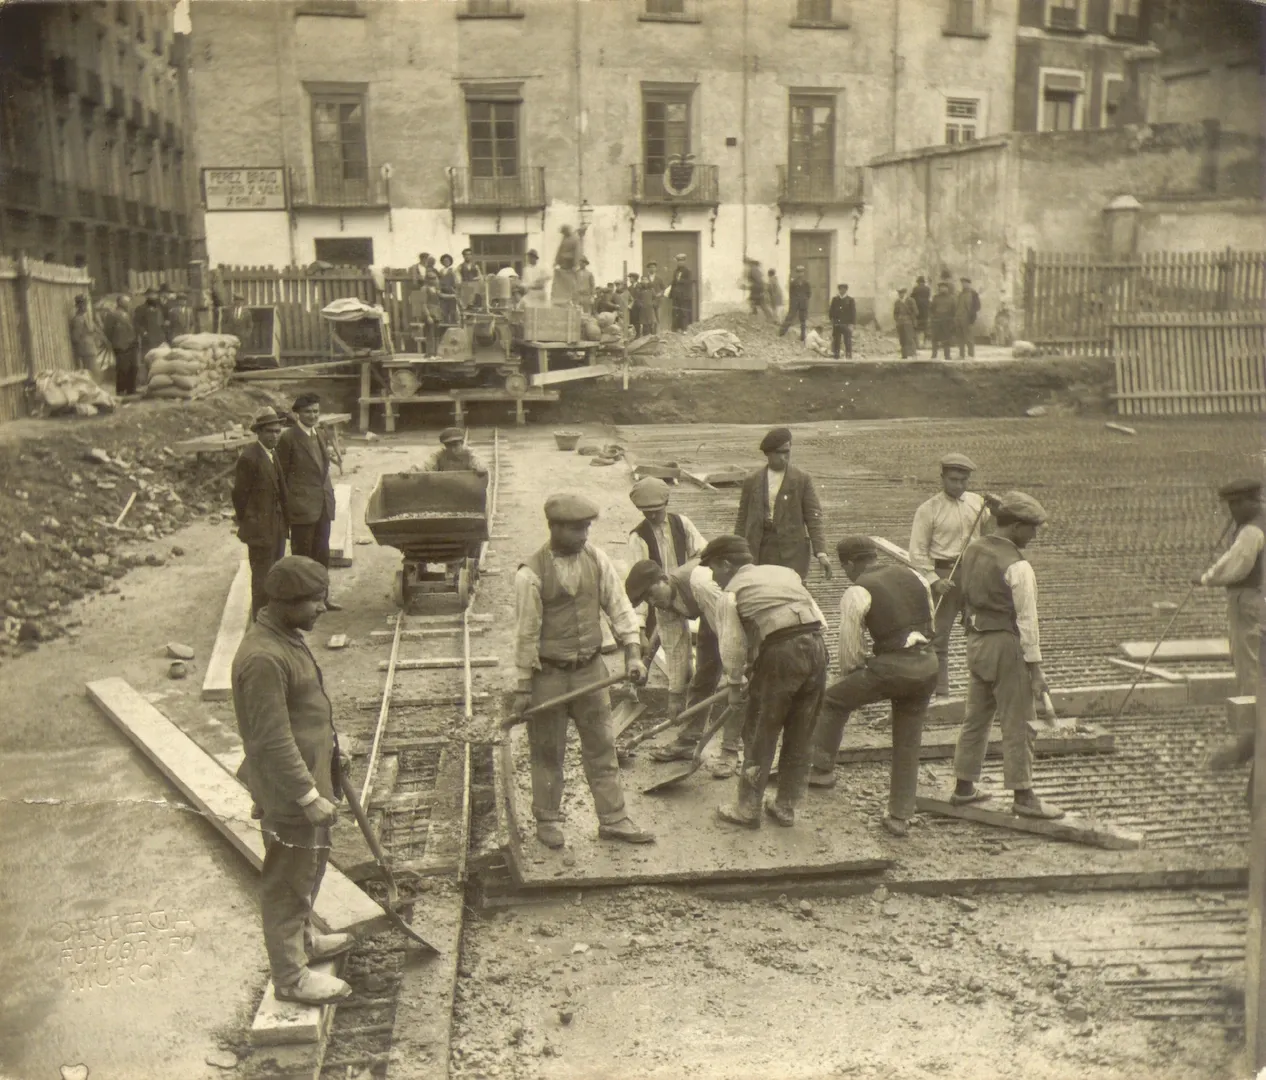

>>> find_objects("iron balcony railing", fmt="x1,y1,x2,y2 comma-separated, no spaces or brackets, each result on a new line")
449,166,546,210
629,163,720,205
776,164,865,206
290,165,390,208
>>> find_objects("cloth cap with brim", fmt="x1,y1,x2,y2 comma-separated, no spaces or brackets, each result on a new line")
940,452,977,472
439,427,464,445
544,493,599,523
698,535,753,566
251,407,284,431
836,535,877,563
675,254,687,260
996,491,1048,525
1218,478,1263,500
629,476,670,509
264,556,328,601
760,427,793,453
625,559,667,606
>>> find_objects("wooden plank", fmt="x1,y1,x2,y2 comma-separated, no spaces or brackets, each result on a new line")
408,742,467,876
529,363,615,387
370,627,488,641
1187,671,1240,706
1121,639,1231,662
1227,695,1257,731
915,794,1145,851
202,560,252,701
328,484,353,568
836,722,1113,764
1105,657,1186,682
870,536,919,571
86,678,388,936
356,694,490,710
389,613,495,625
926,682,1190,724
380,657,499,671
172,432,255,456
250,957,342,1046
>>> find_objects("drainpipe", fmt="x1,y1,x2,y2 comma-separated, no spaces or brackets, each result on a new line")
890,0,901,153
740,0,749,257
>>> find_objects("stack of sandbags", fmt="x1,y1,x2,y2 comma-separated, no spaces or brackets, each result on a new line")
34,370,115,416
145,333,241,401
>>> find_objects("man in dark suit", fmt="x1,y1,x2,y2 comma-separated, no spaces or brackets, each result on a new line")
668,254,694,331
734,427,833,583
233,407,289,620
275,393,342,610
828,283,856,359
779,266,812,343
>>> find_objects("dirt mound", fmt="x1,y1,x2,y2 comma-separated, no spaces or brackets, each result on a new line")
0,387,282,654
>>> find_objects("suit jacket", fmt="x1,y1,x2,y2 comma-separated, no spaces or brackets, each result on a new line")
734,464,827,580
232,441,288,551
275,424,336,526
788,278,812,309
829,295,856,326
669,267,693,301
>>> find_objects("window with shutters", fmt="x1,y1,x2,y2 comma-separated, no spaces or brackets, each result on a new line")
944,96,982,143
944,0,985,36
643,90,691,177
466,98,519,180
1045,0,1086,31
1039,70,1085,130
791,0,850,26
311,92,369,203
1110,0,1141,38
314,237,374,268
469,234,525,278
787,94,835,200
641,0,699,20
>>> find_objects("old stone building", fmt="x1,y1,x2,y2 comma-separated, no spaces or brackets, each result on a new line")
0,0,200,292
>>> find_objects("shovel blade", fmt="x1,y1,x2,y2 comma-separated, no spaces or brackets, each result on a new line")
641,759,704,794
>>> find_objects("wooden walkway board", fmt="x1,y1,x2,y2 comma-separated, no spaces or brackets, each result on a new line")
87,677,388,936
202,560,252,701
837,722,1113,764
915,794,1145,850
329,484,353,568
1120,639,1231,662
381,656,499,671
250,958,342,1046
405,741,470,876
927,682,1189,724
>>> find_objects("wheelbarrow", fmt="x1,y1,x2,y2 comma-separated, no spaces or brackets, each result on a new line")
365,471,489,611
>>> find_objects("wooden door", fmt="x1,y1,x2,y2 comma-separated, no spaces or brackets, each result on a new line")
789,231,832,321
642,231,700,328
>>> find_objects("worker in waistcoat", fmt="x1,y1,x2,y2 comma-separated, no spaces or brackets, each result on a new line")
908,453,990,698
701,535,829,829
949,492,1064,820
626,475,706,649
512,494,655,849
807,536,939,837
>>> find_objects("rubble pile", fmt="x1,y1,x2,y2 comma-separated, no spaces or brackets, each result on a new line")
33,371,116,417
145,333,241,401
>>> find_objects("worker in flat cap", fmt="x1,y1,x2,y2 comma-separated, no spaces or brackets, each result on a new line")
276,393,342,610
735,428,832,583
522,248,550,308
669,254,694,331
512,494,654,848
954,277,981,359
233,407,291,620
949,491,1064,820
701,535,829,829
626,474,706,651
231,556,353,1006
808,536,939,836
424,427,487,477
780,265,812,343
909,453,992,697
1194,478,1264,702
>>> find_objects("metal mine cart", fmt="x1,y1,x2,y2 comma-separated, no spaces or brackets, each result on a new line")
364,471,490,610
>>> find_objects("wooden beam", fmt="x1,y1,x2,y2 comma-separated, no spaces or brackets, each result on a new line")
530,363,615,387
328,484,353,568
1105,657,1186,683
370,627,488,641
407,742,467,877
915,794,1145,850
87,678,388,936
379,657,499,671
356,693,490,710
836,722,1113,765
1228,696,1257,732
389,613,494,625
202,560,252,701
1187,671,1240,706
1120,639,1231,663
250,957,343,1046
870,536,920,571
926,682,1190,724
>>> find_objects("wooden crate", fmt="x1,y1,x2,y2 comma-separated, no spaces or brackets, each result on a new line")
522,306,581,344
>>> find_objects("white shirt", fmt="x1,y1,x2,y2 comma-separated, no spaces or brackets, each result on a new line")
1003,555,1042,664
909,490,987,572
1201,524,1265,587
626,513,707,628
522,263,551,307
836,568,934,676
766,467,786,508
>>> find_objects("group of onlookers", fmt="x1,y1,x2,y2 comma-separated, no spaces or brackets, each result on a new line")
896,272,981,360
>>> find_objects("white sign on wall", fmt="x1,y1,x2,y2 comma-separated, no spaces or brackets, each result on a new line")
202,167,287,211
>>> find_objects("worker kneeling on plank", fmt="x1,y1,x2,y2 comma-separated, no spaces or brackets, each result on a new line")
702,535,829,829
949,492,1065,820
512,494,655,849
807,535,940,837
232,556,354,1006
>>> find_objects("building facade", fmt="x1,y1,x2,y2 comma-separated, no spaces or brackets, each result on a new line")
190,0,1018,322
0,0,200,293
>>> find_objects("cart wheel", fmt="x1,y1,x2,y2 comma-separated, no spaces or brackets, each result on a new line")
457,563,471,609
392,570,406,610
504,372,528,396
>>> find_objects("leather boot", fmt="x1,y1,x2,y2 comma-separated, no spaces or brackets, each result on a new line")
275,967,352,1005
717,772,761,829
769,763,808,825
536,821,565,848
306,931,354,962
936,654,950,698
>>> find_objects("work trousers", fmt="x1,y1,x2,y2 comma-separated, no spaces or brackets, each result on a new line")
954,630,1036,791
896,320,917,358
114,347,139,396
671,300,691,332
780,304,808,342
290,511,332,571
831,324,853,359
931,564,966,695
810,645,938,820
1228,585,1264,703
247,539,288,621
742,630,828,808
956,326,976,359
260,821,330,987
527,655,627,825
930,332,954,360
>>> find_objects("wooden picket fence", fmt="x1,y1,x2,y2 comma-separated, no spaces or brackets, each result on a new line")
0,255,94,423
127,267,191,295
1111,311,1266,416
1023,249,1266,355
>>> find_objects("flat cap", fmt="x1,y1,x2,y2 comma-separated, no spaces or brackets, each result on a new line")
251,406,285,431
836,535,877,562
439,426,464,445
544,493,599,523
940,452,977,472
264,556,328,601
629,476,670,509
760,427,793,453
1218,478,1262,499
698,535,753,566
625,559,667,607
995,490,1048,525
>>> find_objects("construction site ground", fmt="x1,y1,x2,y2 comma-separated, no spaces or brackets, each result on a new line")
0,376,1260,1080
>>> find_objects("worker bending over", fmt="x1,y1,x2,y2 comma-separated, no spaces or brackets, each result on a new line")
425,427,487,476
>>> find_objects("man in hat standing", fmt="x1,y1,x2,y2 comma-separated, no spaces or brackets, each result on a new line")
425,428,487,477
552,224,581,307
828,283,856,359
780,266,812,343
512,494,654,848
950,491,1064,820
909,453,991,698
808,536,939,836
735,428,833,583
669,254,694,331
626,476,706,596
911,275,931,348
576,257,596,314
222,293,254,345
700,535,829,828
233,408,290,620
955,277,981,359
643,260,665,331
102,293,139,396
232,555,353,1006
163,285,192,343
929,280,957,360
132,286,167,358
522,249,550,308
276,394,342,610
70,295,102,372
893,287,918,359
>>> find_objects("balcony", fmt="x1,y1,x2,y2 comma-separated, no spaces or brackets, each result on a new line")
629,163,720,206
107,84,126,117
50,56,79,97
776,165,865,208
82,70,105,106
102,194,122,223
457,0,524,16
289,166,390,209
449,166,546,210
160,209,174,234
143,205,158,230
125,199,141,226
77,187,100,219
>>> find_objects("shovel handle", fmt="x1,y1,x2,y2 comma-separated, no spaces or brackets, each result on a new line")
501,670,630,730
619,687,730,753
